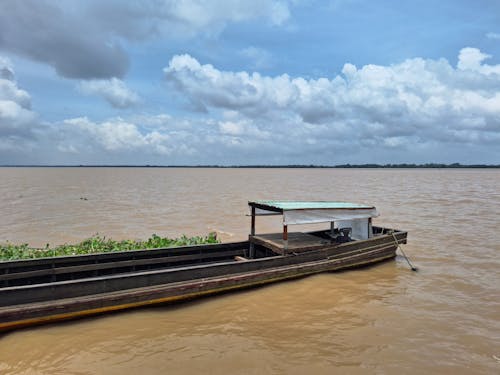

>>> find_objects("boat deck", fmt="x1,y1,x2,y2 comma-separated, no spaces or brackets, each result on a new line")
250,232,332,255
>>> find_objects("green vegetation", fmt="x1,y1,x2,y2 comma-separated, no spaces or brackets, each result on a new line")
0,233,219,261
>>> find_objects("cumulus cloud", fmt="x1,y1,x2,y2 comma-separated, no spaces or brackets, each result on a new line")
3,46,500,165
28,114,278,165
0,57,37,143
0,58,195,163
164,47,500,154
0,0,291,80
164,54,295,114
52,115,215,162
458,48,491,70
78,78,140,108
219,119,271,139
58,117,178,157
0,56,165,162
457,47,500,75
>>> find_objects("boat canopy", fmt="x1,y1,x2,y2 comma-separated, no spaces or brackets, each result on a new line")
248,200,379,225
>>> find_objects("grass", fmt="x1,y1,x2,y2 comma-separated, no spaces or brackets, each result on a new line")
0,233,219,261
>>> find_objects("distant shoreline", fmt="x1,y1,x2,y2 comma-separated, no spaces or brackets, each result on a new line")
1,163,499,169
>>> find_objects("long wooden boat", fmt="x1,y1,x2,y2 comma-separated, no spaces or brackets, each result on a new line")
0,200,407,332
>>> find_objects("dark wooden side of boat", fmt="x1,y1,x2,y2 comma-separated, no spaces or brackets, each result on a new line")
0,229,407,332
0,241,248,287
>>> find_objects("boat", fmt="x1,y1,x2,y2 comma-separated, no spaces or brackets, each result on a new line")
0,200,407,332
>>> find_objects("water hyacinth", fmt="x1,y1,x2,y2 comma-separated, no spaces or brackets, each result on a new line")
0,233,219,261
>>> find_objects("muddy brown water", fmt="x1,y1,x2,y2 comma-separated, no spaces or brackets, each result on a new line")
0,168,499,374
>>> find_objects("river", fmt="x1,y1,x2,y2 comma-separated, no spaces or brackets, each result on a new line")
0,168,499,374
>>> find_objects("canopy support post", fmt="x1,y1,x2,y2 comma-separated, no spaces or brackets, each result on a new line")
283,224,288,254
249,206,256,258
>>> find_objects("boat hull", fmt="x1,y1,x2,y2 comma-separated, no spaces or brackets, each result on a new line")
0,229,406,332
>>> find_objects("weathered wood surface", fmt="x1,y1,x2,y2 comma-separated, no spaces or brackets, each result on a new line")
0,242,248,287
0,241,398,329
0,249,244,285
251,232,330,254
0,229,407,332
0,241,248,272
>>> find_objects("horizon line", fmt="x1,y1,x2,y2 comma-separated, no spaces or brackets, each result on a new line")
1,163,500,168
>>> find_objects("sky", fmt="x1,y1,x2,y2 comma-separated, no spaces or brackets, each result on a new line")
1,0,500,165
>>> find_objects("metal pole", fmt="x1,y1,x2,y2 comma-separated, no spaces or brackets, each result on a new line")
392,232,418,272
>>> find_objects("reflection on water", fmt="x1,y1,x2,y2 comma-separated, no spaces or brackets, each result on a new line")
0,168,499,374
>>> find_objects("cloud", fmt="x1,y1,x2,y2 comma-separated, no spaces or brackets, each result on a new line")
0,1,129,79
0,0,291,80
486,32,500,40
164,47,500,156
88,0,290,40
457,47,491,70
164,54,296,114
457,47,500,75
219,119,271,139
2,46,500,165
0,59,197,163
0,57,37,143
0,58,31,108
58,117,179,157
78,78,140,108
0,59,15,81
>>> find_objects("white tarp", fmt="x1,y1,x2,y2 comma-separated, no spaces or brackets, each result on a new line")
335,219,372,240
282,208,378,225
254,208,281,216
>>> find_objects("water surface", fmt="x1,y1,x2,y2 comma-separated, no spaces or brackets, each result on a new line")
0,168,499,374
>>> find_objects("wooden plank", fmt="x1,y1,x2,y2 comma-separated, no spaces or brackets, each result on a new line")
0,249,245,283
251,232,331,255
0,241,249,271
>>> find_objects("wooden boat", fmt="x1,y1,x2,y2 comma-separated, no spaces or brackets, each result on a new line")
0,200,407,332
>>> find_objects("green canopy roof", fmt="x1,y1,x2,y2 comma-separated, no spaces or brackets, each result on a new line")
249,200,375,212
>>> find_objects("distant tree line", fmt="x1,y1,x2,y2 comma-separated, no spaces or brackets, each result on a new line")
332,163,500,168
2,163,499,168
